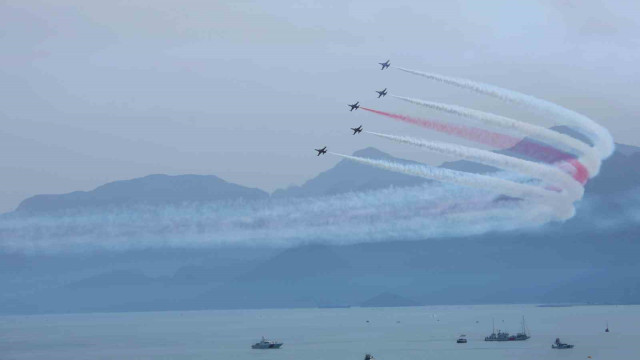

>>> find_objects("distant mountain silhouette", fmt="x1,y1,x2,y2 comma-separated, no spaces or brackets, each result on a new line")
14,174,268,214
272,147,429,198
2,130,640,314
193,244,360,309
11,127,640,214
360,292,421,307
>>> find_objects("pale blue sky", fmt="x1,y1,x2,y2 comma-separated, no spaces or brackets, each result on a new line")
1,0,639,213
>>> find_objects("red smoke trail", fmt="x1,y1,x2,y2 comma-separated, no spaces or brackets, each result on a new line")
361,107,519,148
361,107,589,184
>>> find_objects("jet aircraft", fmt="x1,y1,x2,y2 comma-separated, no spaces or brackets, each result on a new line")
348,102,360,111
351,125,363,135
315,146,327,156
376,88,387,98
379,60,390,70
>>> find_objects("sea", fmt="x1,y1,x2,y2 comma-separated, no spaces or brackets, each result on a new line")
1,304,638,360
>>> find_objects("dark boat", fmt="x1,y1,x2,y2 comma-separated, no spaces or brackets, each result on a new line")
456,334,468,343
251,337,283,349
485,317,530,341
552,338,574,349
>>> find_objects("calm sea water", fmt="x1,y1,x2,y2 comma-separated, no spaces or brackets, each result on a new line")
1,304,638,360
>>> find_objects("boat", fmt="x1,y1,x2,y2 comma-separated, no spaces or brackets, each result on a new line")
485,319,510,341
605,321,610,332
251,337,283,349
484,329,511,341
456,334,468,343
364,354,375,360
552,338,574,349
484,317,530,341
513,316,530,341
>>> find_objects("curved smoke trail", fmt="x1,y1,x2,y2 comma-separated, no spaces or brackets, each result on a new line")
393,66,614,159
330,152,574,220
390,95,601,176
366,131,584,201
361,107,589,184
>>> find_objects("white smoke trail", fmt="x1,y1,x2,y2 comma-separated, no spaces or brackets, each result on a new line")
391,95,601,176
366,131,584,201
330,153,574,220
0,182,558,253
394,67,614,159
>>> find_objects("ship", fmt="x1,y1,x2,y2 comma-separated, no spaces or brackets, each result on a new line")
456,334,468,343
251,337,283,349
484,317,530,341
513,316,531,341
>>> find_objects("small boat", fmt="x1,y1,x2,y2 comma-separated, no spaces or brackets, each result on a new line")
456,334,468,343
251,337,283,349
364,354,375,360
552,338,574,349
605,321,610,332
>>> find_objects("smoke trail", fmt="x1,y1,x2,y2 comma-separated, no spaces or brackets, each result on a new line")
361,107,519,148
330,153,574,220
391,95,601,176
394,67,614,158
361,107,589,184
0,182,559,253
367,131,584,201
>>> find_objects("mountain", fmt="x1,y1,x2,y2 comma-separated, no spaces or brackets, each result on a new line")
583,146,640,195
272,147,429,198
2,134,640,314
360,292,421,307
192,244,361,310
14,174,269,214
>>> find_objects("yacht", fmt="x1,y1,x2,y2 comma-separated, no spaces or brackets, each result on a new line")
456,334,468,343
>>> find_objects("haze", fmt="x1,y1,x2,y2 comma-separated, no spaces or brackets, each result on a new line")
1,0,639,213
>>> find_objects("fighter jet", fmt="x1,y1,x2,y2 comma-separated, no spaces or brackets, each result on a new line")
376,88,387,98
348,101,360,111
351,125,363,135
379,60,390,70
315,146,327,156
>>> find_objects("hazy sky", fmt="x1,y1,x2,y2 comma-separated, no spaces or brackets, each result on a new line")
1,0,639,213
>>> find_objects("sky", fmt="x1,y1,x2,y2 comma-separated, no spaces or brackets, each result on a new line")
1,0,639,213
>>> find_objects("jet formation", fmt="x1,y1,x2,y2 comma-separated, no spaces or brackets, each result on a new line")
316,60,389,156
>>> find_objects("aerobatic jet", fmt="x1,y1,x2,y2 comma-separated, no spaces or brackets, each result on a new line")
351,125,363,135
379,60,390,70
315,146,327,156
348,101,360,111
376,88,387,98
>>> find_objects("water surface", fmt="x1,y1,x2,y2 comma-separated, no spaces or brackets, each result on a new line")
1,304,637,360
